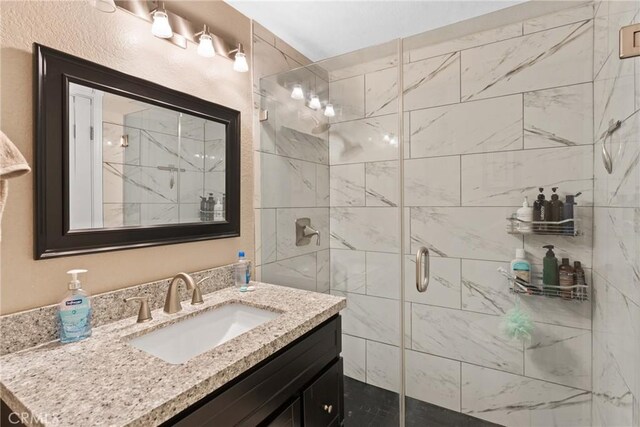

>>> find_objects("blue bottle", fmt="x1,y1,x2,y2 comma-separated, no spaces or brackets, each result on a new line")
59,269,92,343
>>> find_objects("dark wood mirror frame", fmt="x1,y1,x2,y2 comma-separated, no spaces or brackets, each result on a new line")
34,44,241,259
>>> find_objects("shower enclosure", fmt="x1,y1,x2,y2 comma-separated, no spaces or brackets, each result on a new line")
255,1,639,425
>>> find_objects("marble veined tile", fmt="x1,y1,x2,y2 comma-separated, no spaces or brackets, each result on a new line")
410,94,522,158
366,252,400,299
330,164,365,206
462,364,592,427
276,207,329,260
342,334,366,382
261,253,317,292
404,256,461,309
365,67,398,118
365,161,399,207
330,249,366,294
593,207,640,306
461,145,594,207
403,52,460,111
404,156,460,206
276,126,329,164
328,75,365,123
523,2,594,34
257,209,276,265
329,115,399,165
139,203,178,225
102,122,128,164
110,164,177,204
260,152,317,208
407,22,522,62
316,164,330,207
253,35,303,94
525,322,592,391
179,170,205,204
524,83,594,148
316,249,330,293
411,304,524,374
330,207,400,252
406,349,461,411
410,207,521,261
366,341,400,393
461,21,593,101
332,290,400,345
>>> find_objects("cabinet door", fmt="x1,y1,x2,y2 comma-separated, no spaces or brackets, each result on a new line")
303,359,343,427
265,398,301,427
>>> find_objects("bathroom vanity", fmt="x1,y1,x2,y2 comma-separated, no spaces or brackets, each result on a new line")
0,274,346,427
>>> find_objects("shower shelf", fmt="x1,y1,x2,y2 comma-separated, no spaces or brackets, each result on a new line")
502,271,589,301
506,217,581,237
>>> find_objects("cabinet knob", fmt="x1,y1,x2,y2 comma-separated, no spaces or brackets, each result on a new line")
323,404,333,414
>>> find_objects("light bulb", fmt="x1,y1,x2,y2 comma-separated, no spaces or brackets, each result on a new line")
197,33,215,58
89,0,116,13
309,95,321,110
324,103,335,117
291,84,304,100
233,52,249,72
383,133,391,142
151,10,173,39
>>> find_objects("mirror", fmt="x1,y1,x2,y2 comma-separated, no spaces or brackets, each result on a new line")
68,83,227,230
35,45,240,259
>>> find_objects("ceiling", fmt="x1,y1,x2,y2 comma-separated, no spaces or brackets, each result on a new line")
225,1,526,61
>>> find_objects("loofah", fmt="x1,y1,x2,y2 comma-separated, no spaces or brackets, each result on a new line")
502,303,534,341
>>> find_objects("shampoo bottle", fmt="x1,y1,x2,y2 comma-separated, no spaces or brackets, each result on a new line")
533,188,547,232
550,187,564,225
59,269,92,343
542,245,559,288
559,258,574,299
511,249,531,285
516,197,533,234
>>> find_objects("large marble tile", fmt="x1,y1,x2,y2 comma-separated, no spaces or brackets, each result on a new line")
404,156,460,206
411,304,524,374
179,170,205,204
461,21,593,101
328,75,365,123
316,164,330,207
139,203,178,225
594,67,636,141
403,53,460,111
366,341,400,393
365,161,398,207
316,249,330,293
366,252,400,299
461,259,513,316
524,83,594,148
405,349,461,412
327,49,397,81
525,322,592,390
204,139,225,172
330,207,400,252
257,209,276,265
276,126,329,164
330,163,365,206
523,2,594,34
332,290,400,346
342,334,366,382
253,34,303,94
410,207,521,261
593,3,638,82
276,207,329,259
260,152,317,208
111,164,178,204
593,207,640,306
365,67,398,118
410,95,522,158
261,253,317,292
461,145,594,207
462,364,592,427
594,110,640,208
407,22,522,62
138,129,182,169
330,249,366,294
329,115,399,165
404,256,461,309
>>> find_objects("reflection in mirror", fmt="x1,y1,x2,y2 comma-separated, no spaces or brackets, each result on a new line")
68,83,226,230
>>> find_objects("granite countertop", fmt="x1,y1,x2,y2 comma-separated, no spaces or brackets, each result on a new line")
0,283,346,427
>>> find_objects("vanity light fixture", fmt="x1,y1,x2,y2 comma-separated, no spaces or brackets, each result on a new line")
151,3,173,39
291,84,304,100
196,25,216,58
89,0,116,13
309,95,321,110
231,43,249,73
324,103,335,117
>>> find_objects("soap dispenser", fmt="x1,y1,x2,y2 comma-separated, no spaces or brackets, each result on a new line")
542,245,559,288
59,269,92,343
516,197,533,234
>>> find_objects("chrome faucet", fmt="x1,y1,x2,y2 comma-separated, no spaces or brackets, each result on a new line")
164,272,204,314
295,218,321,247
303,225,321,246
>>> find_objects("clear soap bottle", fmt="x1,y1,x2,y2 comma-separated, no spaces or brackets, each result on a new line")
59,269,92,343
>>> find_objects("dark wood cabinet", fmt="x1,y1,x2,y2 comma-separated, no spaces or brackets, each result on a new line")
164,315,343,427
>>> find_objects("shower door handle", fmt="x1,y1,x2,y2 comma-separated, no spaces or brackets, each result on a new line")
416,246,430,293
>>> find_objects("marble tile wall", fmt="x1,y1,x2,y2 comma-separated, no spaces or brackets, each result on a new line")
252,22,331,294
591,1,640,426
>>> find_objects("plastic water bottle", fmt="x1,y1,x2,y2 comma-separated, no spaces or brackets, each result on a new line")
235,251,250,289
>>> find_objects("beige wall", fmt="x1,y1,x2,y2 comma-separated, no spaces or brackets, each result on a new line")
0,1,254,314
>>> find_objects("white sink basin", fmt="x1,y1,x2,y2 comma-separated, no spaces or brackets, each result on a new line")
129,303,280,364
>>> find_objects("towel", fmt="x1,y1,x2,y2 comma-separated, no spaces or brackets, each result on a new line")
0,131,30,240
